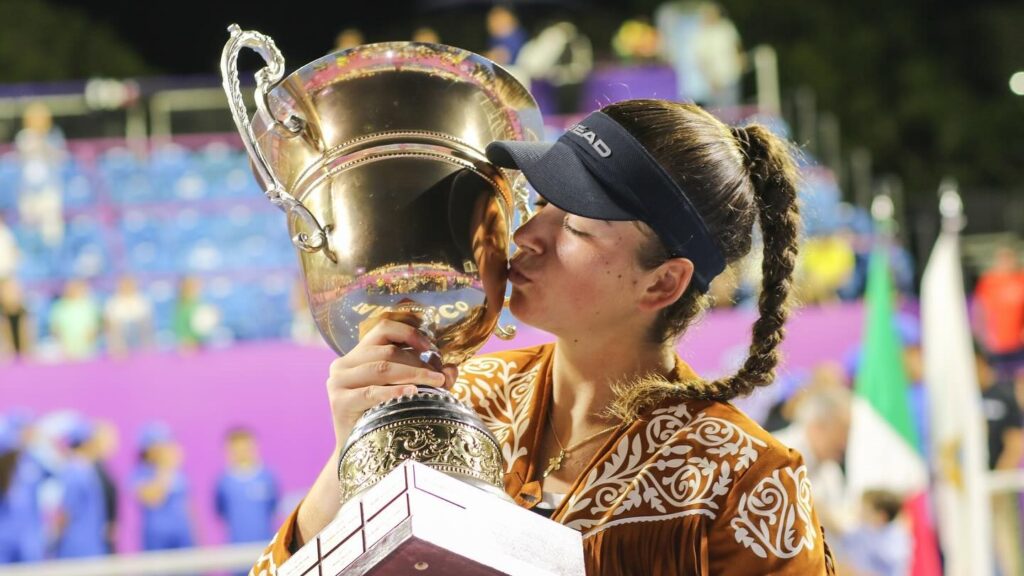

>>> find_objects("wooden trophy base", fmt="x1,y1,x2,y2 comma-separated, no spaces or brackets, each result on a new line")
278,460,585,576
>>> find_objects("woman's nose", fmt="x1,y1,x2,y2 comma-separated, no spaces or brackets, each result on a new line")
512,210,546,255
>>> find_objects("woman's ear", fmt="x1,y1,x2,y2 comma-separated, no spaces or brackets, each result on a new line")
636,258,693,312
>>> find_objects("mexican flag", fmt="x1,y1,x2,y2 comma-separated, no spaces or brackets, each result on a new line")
845,247,941,575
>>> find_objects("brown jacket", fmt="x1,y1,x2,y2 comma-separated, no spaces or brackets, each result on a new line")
250,343,835,575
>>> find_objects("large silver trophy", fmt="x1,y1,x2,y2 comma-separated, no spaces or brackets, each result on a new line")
220,25,584,576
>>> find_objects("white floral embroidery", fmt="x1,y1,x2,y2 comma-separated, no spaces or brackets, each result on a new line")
452,356,539,473
563,403,767,538
730,465,817,559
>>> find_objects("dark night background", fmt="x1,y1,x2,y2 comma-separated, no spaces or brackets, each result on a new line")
1,0,1022,210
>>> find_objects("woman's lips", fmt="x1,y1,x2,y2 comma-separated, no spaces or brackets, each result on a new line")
508,263,532,284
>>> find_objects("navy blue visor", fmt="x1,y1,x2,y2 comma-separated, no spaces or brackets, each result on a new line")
486,111,727,293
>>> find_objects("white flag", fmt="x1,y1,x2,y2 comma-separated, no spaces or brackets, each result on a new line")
921,230,992,576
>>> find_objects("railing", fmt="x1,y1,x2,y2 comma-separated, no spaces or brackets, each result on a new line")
0,544,264,576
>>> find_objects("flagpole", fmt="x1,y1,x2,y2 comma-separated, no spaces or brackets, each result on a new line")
922,178,994,576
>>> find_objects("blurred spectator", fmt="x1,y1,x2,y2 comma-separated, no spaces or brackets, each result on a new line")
55,419,106,558
290,278,320,345
214,428,278,545
774,374,853,537
133,423,194,551
796,233,856,305
15,102,66,248
48,279,101,360
0,419,26,562
612,18,662,64
732,242,762,306
104,275,154,357
517,21,592,87
91,421,119,553
0,279,34,360
485,6,527,65
888,237,916,296
517,21,593,114
973,245,1024,377
411,26,440,44
173,276,217,351
763,363,845,432
691,3,743,108
976,348,1024,575
0,413,47,563
840,490,911,576
655,1,703,102
334,28,364,52
0,214,17,281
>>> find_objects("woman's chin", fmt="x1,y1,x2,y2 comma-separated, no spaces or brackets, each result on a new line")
508,295,542,328
509,300,566,337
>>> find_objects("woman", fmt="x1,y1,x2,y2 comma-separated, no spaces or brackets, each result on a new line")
251,100,835,574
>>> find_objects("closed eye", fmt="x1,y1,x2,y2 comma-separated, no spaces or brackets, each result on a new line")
562,216,588,236
533,198,549,209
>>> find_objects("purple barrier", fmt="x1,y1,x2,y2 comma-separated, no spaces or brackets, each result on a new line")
1,301,863,552
578,65,679,113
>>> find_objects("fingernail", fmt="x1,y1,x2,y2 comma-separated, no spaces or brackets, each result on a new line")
404,386,418,396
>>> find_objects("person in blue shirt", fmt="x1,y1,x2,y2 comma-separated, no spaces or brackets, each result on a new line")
132,423,194,551
214,428,278,545
485,5,527,65
0,414,47,563
840,490,911,576
55,419,107,558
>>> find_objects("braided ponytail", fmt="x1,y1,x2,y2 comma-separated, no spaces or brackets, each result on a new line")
691,126,801,401
602,100,801,403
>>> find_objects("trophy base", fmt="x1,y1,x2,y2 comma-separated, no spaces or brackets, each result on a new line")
279,460,585,576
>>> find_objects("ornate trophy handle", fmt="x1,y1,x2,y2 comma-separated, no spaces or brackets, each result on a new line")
220,24,336,262
494,174,532,340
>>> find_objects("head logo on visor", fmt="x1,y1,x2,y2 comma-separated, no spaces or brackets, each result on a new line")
568,124,612,158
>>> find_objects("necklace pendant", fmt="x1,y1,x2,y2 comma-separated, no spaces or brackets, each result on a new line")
543,449,567,478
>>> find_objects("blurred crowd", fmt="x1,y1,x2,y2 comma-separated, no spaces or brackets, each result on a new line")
334,2,747,113
1,275,208,362
0,413,279,561
763,337,1024,575
0,101,911,364
0,1,913,365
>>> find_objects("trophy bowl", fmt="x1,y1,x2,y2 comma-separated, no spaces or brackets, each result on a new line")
220,27,543,503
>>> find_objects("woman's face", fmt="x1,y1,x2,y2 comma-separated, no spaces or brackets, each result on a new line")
508,199,655,338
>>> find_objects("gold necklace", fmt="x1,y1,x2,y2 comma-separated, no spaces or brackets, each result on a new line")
542,412,619,479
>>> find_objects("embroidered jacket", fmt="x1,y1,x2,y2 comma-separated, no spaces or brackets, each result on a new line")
250,343,835,575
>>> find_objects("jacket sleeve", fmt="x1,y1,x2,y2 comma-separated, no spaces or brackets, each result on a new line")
250,504,301,576
707,448,836,575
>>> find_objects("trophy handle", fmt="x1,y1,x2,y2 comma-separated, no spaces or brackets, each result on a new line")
494,305,517,340
510,172,534,226
220,24,337,262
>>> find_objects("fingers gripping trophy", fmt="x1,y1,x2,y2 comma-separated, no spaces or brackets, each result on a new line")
220,25,584,576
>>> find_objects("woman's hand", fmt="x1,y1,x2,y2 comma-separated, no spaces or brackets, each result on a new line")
293,318,457,549
326,317,458,452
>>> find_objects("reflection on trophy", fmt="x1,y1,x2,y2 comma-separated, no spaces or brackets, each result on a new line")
221,25,583,575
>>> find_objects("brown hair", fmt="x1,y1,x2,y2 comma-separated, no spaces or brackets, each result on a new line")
862,489,905,522
603,99,801,402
